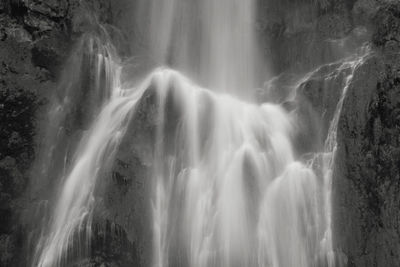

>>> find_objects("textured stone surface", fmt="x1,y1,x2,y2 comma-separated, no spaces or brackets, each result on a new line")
372,1,400,47
100,86,159,267
0,0,125,265
0,17,52,267
257,0,362,74
333,53,400,267
331,2,400,266
97,80,191,266
294,61,353,154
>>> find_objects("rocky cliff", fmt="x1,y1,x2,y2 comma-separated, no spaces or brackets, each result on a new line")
295,1,400,266
332,2,400,266
0,0,126,265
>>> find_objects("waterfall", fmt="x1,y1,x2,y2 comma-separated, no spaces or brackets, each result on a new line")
30,1,369,267
32,32,145,266
135,0,263,96
148,69,319,267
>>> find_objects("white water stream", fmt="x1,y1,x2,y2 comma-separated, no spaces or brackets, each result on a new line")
32,1,368,267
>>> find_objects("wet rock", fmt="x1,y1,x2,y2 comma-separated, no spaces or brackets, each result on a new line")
372,1,400,47
0,85,37,167
0,157,25,194
0,15,32,43
258,73,302,103
97,79,200,266
0,234,15,266
0,53,38,263
25,0,68,18
257,0,359,73
333,52,400,266
0,0,119,264
75,219,138,267
352,0,379,25
24,10,56,32
31,31,69,75
316,13,353,39
68,0,114,34
299,62,352,127
294,61,353,154
333,7,400,265
98,86,159,267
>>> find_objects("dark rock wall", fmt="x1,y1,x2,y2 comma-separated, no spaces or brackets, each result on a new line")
296,1,400,266
257,0,373,75
98,86,160,267
295,61,354,154
293,2,400,266
0,2,60,265
332,2,400,266
0,0,128,265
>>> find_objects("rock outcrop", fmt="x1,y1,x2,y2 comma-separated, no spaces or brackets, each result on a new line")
294,60,354,154
333,53,400,267
0,0,130,265
257,0,368,74
100,86,159,267
286,3,400,266
332,2,400,266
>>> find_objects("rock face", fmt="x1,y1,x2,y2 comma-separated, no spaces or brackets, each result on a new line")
98,80,193,266
0,0,130,265
0,3,58,266
257,0,367,74
295,61,354,154
333,53,400,266
372,1,400,47
100,86,159,267
331,2,400,266
286,3,400,266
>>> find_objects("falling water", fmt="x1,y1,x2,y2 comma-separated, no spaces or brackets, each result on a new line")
149,69,321,267
31,32,120,198
32,31,141,266
136,0,262,96
31,1,369,267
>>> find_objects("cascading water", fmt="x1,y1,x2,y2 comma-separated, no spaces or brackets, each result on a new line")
31,1,370,267
31,30,137,266
135,0,263,96
149,70,320,267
